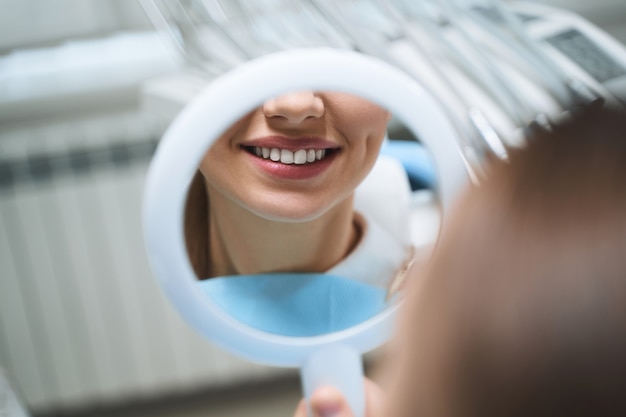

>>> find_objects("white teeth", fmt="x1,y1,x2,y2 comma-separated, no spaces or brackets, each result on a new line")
252,146,332,165
280,149,294,164
294,149,307,164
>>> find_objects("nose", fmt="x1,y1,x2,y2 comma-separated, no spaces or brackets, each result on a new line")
262,91,325,124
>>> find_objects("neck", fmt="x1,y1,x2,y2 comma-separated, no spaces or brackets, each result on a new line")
206,190,359,278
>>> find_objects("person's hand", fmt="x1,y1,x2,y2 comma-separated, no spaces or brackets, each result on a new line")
292,378,386,417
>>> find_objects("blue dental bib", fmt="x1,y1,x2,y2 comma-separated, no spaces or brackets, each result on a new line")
199,273,389,337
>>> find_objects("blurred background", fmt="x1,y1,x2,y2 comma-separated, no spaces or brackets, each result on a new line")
1,1,626,416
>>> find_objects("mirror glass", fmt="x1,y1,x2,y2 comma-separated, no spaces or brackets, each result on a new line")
183,90,441,337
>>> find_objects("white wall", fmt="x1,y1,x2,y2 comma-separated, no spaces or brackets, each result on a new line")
0,0,151,52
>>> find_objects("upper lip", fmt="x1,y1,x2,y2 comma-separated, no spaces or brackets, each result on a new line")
240,136,340,151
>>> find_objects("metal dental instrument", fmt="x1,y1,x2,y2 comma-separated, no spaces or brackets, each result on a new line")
381,0,513,161
454,0,598,110
307,0,490,175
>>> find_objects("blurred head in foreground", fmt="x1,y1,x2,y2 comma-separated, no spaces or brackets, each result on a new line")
389,107,626,417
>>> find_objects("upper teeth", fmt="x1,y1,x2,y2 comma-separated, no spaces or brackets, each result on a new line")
252,147,327,164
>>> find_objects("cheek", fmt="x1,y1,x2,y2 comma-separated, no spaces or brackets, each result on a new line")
199,140,231,189
326,93,390,141
336,109,389,179
342,109,389,143
198,111,256,184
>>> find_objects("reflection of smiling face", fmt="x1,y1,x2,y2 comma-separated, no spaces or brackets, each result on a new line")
199,91,390,221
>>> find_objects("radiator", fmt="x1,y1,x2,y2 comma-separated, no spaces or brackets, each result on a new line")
0,111,290,415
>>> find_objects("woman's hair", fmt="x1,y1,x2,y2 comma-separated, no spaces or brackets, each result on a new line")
413,107,626,417
184,171,209,278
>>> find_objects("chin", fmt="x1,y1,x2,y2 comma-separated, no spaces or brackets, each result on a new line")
248,203,330,223
243,194,341,223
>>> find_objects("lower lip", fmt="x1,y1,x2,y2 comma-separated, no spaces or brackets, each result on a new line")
245,150,338,180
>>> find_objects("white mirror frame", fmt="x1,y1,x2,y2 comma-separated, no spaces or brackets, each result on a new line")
143,48,470,367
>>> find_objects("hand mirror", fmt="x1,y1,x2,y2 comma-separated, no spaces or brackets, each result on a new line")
143,48,470,416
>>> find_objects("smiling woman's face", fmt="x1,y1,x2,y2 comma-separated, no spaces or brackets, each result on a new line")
199,91,390,221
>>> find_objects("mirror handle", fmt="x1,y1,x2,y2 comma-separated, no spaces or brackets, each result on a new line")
300,345,365,417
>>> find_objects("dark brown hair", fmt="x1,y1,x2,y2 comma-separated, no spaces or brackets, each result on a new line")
413,107,626,417
184,171,209,278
